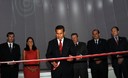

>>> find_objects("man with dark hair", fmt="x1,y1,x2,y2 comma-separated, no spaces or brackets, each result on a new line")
71,33,88,78
111,26,119,31
108,26,128,78
87,29,108,78
6,32,15,37
46,25,75,78
55,25,65,32
0,32,21,78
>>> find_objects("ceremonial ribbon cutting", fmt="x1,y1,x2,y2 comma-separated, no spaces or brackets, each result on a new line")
0,50,128,64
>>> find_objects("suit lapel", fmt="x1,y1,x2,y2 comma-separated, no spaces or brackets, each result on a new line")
12,43,15,51
62,38,67,55
118,37,121,45
62,38,65,51
5,43,11,53
93,39,96,45
112,37,118,45
98,39,100,45
55,39,59,48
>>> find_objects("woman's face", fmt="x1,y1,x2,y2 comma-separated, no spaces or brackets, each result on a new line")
27,39,33,47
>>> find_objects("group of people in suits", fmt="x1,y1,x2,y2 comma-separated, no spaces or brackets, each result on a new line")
46,25,128,78
0,25,128,78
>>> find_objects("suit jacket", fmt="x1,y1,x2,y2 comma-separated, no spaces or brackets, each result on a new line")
0,42,21,67
46,37,75,73
87,38,108,66
73,42,88,62
108,37,128,60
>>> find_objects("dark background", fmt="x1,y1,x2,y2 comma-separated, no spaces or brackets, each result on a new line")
0,0,128,70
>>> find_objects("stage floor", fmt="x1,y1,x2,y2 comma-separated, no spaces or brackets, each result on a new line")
19,66,116,78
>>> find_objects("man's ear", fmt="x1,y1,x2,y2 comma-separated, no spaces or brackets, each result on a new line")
99,33,101,36
64,32,66,35
118,31,119,34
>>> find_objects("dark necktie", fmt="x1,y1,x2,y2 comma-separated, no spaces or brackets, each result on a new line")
59,40,63,54
115,37,118,45
9,43,12,52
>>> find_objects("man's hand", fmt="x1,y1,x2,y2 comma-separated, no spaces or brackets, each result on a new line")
7,60,16,65
51,61,58,68
76,55,82,61
51,61,60,70
67,55,73,61
118,58,124,64
94,58,102,64
95,60,102,64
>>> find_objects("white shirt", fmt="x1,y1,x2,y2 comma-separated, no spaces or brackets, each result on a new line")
57,38,64,46
114,36,119,41
75,42,79,46
8,42,13,48
94,39,99,44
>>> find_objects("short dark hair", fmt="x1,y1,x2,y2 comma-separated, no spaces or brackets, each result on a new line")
71,33,78,37
7,32,15,37
55,25,65,32
92,29,100,34
111,26,119,31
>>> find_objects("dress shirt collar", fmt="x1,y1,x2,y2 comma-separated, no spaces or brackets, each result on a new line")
57,38,64,46
7,42,13,48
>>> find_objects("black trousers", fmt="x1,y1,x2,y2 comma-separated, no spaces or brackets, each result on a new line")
1,65,19,78
74,63,88,78
112,58,128,78
51,65,73,78
90,61,108,78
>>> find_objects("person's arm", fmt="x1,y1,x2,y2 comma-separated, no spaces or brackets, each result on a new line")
22,50,26,65
37,49,40,64
46,41,58,68
67,40,75,62
87,41,101,64
98,40,108,60
17,45,21,61
120,37,128,58
76,43,88,61
9,45,21,65
46,41,53,58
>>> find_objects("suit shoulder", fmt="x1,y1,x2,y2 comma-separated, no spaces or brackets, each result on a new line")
87,39,93,43
79,42,86,45
64,37,72,41
48,38,56,43
0,42,6,45
108,38,113,41
120,37,127,40
14,43,20,47
64,38,73,44
100,38,106,40
100,38,107,42
0,42,7,46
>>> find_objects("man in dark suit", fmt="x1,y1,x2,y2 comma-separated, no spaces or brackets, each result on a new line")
108,26,128,78
71,33,88,78
46,25,74,78
0,32,21,78
87,29,108,78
